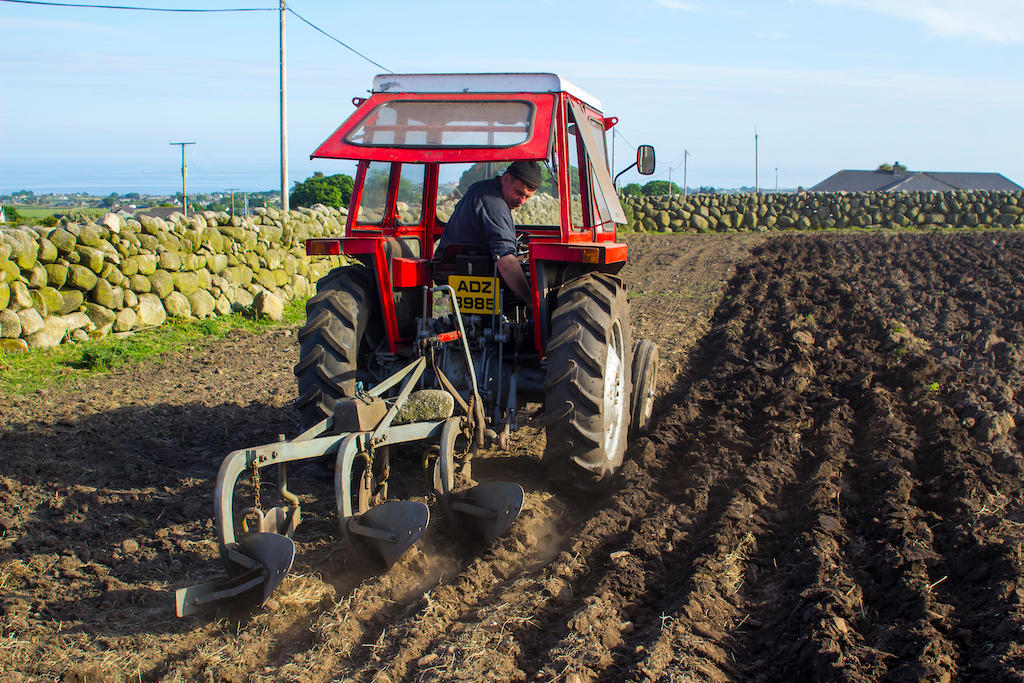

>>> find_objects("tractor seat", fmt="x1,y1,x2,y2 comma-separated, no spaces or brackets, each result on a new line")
431,244,532,310
431,243,493,284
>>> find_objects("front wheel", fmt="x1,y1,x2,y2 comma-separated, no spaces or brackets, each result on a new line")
630,339,659,435
542,273,631,489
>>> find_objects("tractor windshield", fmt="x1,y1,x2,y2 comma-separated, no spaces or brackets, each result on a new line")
345,100,535,148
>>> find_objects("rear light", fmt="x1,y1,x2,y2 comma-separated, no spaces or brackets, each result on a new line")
305,239,342,256
578,247,601,264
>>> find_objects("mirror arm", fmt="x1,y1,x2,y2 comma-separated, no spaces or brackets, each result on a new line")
613,161,638,187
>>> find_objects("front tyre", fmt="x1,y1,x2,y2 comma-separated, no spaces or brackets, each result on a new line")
542,273,631,488
629,339,659,435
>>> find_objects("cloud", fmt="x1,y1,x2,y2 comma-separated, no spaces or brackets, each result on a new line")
656,0,699,10
506,59,1024,104
817,0,1024,42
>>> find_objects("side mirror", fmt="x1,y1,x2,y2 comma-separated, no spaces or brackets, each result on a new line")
613,144,657,188
637,145,655,175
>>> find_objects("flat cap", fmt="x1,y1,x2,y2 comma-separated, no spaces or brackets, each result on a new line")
507,160,543,190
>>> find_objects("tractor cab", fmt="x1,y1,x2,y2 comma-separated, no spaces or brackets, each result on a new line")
305,73,654,356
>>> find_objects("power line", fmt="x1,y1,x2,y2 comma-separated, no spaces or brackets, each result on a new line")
612,128,635,150
0,0,272,11
1,0,391,72
286,7,391,73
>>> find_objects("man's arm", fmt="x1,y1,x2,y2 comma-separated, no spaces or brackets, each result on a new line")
497,253,532,304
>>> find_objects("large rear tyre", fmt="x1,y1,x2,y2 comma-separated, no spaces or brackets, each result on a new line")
293,265,381,431
542,273,631,489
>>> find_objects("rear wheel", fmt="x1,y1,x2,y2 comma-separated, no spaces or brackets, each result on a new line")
542,273,631,488
293,266,381,431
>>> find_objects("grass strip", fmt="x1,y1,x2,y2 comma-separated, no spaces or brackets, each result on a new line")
0,298,307,396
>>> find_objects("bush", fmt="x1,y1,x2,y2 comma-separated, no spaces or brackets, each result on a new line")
2,205,20,223
290,172,354,209
642,180,683,196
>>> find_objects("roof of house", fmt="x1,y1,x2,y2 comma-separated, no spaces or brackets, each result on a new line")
810,170,1023,193
135,207,181,220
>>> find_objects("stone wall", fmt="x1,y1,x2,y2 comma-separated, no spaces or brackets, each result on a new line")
0,205,349,353
622,190,1024,233
6,190,1023,353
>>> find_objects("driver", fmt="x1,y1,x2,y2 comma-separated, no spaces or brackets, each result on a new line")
436,160,542,304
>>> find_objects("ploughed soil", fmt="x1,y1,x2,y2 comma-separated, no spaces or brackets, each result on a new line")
4,230,1024,681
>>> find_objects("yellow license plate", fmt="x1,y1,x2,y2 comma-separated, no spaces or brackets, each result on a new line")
450,275,500,314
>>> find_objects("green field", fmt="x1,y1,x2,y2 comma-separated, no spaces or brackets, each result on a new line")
0,298,308,395
4,205,106,222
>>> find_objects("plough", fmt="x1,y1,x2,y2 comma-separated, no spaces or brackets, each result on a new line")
175,286,524,617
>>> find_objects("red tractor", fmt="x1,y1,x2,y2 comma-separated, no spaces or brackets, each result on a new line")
176,73,657,617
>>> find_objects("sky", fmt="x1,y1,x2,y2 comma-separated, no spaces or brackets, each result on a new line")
1,0,1023,195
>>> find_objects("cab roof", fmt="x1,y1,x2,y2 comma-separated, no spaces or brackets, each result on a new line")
370,73,602,111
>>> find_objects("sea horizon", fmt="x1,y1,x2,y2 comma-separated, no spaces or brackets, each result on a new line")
0,160,345,196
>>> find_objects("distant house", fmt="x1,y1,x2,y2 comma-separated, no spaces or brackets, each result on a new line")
136,207,182,220
811,169,1023,193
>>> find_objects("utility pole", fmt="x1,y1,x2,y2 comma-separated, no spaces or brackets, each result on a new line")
668,166,673,200
279,0,289,213
775,168,779,193
683,149,691,198
754,127,759,194
169,140,195,217
227,188,239,217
